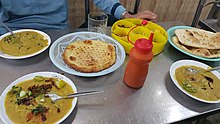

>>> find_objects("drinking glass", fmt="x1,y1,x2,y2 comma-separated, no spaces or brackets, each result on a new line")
88,12,108,34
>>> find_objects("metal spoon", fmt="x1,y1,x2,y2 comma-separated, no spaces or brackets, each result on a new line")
206,66,220,72
45,90,104,102
1,22,16,37
187,66,220,74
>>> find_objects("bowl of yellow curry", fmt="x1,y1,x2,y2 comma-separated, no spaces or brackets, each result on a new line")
0,29,51,59
170,60,220,103
0,72,77,124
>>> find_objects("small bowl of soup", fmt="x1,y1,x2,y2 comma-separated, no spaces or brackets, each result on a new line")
0,29,51,59
170,60,220,103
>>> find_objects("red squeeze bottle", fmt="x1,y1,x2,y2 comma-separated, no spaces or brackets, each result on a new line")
123,33,154,88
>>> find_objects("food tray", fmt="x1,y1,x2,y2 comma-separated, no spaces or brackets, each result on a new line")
111,19,168,55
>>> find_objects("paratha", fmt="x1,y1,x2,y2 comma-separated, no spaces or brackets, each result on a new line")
63,40,116,73
171,36,220,58
174,28,220,49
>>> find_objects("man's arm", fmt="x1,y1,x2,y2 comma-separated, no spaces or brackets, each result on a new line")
93,0,157,22
93,0,126,19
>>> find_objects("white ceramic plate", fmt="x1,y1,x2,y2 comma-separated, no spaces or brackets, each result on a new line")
49,32,126,77
0,72,77,124
0,29,51,59
170,60,220,103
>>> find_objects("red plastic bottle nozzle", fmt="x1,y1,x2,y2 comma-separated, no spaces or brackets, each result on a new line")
134,33,154,54
149,32,154,41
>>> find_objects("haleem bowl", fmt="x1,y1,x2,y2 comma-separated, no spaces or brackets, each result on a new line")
170,60,220,103
0,72,77,124
0,29,51,59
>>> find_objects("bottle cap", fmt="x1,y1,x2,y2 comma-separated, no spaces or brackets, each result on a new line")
134,33,154,53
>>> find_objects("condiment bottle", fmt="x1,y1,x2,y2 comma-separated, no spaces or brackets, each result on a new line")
123,33,154,88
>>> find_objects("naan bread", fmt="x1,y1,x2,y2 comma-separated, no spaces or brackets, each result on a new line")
171,36,220,58
63,40,116,73
174,28,220,49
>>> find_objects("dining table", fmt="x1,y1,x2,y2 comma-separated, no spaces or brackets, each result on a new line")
0,21,220,124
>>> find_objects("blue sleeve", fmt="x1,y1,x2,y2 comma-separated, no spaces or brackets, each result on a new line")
93,0,126,19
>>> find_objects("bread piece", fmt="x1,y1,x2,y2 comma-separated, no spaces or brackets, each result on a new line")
174,28,220,49
63,40,116,73
171,36,220,58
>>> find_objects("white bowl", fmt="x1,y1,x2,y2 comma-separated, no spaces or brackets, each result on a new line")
0,72,77,124
0,29,51,59
170,60,220,103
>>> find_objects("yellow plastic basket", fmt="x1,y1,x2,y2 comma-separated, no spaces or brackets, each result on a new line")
111,19,168,55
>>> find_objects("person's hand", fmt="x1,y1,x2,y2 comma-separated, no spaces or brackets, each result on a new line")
123,10,157,22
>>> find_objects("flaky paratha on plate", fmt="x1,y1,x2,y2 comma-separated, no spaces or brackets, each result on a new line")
171,36,220,58
63,40,116,73
174,28,220,49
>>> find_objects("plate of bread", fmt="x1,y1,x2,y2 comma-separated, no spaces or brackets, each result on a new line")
49,32,125,77
167,26,220,61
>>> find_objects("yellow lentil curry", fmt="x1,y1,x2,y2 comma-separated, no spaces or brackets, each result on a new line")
0,31,48,56
175,65,220,101
4,76,74,124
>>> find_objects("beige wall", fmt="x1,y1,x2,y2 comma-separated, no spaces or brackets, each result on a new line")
68,0,214,30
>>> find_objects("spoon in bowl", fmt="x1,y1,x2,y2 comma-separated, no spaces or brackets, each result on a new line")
1,22,16,37
45,90,104,103
187,66,220,74
206,66,220,72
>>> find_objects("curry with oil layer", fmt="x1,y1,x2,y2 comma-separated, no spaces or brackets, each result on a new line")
175,65,220,101
4,76,74,124
0,31,48,56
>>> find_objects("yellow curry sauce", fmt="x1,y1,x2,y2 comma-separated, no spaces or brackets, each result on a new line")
4,76,74,124
0,31,48,56
175,65,220,101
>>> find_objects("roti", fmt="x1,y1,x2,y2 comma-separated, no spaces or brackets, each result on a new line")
62,40,116,73
171,36,220,58
174,28,220,49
